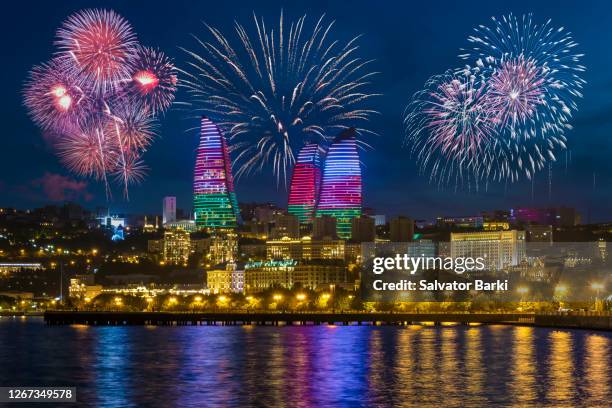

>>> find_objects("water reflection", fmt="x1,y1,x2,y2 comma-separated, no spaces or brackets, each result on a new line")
0,318,610,407
512,326,537,405
547,330,575,403
584,334,610,405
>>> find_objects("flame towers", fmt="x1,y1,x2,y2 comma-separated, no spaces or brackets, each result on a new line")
316,129,362,238
193,117,241,230
288,143,322,223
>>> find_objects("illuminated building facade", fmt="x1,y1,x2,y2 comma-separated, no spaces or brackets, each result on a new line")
163,229,191,266
266,236,345,261
316,129,362,239
450,230,526,270
288,143,322,223
193,117,241,230
208,233,238,265
207,263,244,294
243,260,352,293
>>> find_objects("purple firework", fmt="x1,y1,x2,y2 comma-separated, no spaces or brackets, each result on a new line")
484,56,545,133
23,58,91,134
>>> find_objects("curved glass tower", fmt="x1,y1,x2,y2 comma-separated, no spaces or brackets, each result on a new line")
288,143,322,224
193,117,241,230
316,128,362,239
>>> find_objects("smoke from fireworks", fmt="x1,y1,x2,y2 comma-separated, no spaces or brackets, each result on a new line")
404,14,585,186
181,12,379,183
23,9,176,199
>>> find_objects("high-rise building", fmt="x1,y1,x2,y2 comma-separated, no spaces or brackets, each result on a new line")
162,196,176,224
390,216,414,242
193,117,241,230
351,216,376,243
312,215,337,240
450,230,526,270
163,229,191,266
288,143,322,223
316,129,362,239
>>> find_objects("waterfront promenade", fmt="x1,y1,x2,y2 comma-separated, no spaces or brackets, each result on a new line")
43,311,612,331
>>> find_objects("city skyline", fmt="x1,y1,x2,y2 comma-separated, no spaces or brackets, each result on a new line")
2,0,612,222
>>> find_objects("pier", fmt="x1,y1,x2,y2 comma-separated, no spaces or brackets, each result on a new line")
43,311,611,331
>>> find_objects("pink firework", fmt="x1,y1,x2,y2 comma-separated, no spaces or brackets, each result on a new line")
55,9,138,94
423,70,496,162
23,58,91,134
57,116,119,182
25,8,176,199
127,46,177,114
485,56,545,133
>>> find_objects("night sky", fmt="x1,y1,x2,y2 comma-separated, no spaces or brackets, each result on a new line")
2,0,611,222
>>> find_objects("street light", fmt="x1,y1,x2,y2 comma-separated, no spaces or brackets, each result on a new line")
296,293,306,301
273,294,283,301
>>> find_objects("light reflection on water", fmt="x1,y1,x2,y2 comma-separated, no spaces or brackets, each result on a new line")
0,318,610,407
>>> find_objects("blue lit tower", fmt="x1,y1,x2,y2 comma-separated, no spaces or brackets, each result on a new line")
316,128,362,238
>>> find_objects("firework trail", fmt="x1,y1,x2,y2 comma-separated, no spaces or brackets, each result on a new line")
405,13,584,186
24,9,176,199
181,11,379,184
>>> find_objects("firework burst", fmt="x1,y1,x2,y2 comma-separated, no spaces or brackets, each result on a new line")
23,58,91,134
404,13,585,187
57,116,119,183
55,9,138,94
404,68,501,185
24,9,176,199
127,46,177,114
460,13,585,138
181,11,379,183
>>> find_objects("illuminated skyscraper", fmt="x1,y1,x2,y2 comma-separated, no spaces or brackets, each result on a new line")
316,129,362,239
193,117,241,230
288,143,322,224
